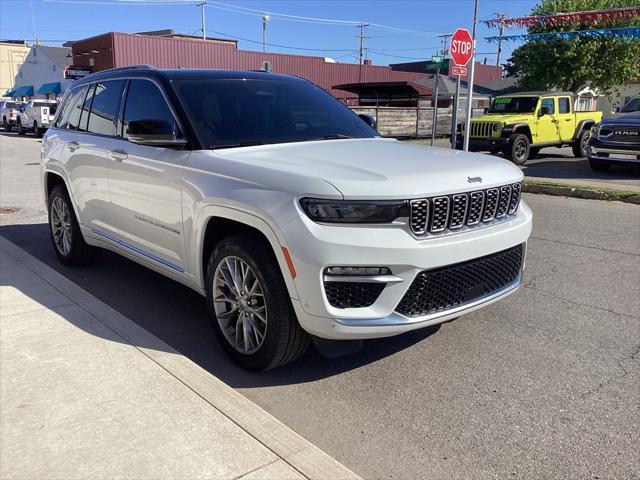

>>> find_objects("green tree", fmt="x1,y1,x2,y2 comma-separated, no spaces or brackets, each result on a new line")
504,0,640,94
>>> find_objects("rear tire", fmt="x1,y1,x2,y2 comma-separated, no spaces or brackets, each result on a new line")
48,184,99,265
572,130,589,158
2,118,11,132
505,133,530,165
206,234,309,371
33,122,41,138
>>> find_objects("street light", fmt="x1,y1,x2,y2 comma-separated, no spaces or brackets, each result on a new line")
262,14,270,53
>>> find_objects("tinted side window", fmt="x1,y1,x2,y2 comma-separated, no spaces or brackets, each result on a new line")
56,86,88,129
78,83,95,132
541,98,555,115
123,79,180,137
86,80,125,136
558,97,570,114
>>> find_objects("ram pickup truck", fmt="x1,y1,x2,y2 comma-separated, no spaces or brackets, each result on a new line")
456,92,602,165
1,100,24,132
587,96,640,171
17,100,58,137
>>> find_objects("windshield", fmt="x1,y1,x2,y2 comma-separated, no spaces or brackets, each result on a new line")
488,96,539,114
4,102,22,109
620,97,640,113
174,78,377,149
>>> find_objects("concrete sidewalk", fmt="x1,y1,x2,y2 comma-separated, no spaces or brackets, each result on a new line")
0,236,360,480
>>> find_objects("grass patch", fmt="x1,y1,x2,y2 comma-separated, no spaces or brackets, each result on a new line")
523,179,639,202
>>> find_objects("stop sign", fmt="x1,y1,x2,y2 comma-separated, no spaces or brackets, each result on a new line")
450,28,473,66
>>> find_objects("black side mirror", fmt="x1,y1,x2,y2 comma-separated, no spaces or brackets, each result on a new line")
358,113,377,130
127,119,186,147
539,106,549,117
483,107,489,114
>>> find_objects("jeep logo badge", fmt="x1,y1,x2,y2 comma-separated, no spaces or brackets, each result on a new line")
467,176,482,184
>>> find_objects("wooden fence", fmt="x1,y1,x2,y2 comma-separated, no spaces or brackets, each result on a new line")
349,105,485,139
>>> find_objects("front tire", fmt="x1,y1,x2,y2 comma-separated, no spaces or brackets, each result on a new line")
505,133,530,165
17,121,25,135
34,122,42,138
48,185,99,265
572,130,590,158
206,234,309,371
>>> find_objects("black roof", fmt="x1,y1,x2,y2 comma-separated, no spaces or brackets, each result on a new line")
74,65,308,86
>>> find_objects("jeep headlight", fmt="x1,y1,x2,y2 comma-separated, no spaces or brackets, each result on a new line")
492,122,502,132
300,198,408,224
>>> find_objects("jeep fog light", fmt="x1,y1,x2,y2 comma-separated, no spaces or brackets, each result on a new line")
325,266,391,276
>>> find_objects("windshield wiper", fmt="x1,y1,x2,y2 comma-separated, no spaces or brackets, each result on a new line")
307,134,355,141
211,141,268,150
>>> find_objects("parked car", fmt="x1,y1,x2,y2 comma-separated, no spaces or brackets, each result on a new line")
587,96,640,171
17,99,58,137
456,92,602,165
1,100,25,132
41,66,532,370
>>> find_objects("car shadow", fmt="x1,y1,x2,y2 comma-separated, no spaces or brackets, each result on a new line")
522,155,640,182
0,223,441,388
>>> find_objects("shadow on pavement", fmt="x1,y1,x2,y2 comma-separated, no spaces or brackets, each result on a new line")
522,155,640,183
0,223,440,388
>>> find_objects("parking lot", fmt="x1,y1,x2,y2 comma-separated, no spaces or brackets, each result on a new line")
1,132,639,479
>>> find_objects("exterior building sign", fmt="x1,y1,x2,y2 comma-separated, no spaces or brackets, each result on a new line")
65,66,92,80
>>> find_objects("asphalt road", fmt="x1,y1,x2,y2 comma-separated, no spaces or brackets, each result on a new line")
1,132,639,479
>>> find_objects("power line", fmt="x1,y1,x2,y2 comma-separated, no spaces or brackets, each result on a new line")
205,29,356,53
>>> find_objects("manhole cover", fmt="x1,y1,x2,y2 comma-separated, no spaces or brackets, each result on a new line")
0,207,18,215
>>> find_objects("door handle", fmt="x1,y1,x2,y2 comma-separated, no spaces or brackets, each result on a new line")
110,150,128,162
564,119,572,122
67,141,80,151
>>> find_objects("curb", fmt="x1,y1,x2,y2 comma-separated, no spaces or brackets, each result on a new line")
0,235,361,480
523,180,640,204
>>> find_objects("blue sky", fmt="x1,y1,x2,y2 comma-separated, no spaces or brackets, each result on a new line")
0,0,533,66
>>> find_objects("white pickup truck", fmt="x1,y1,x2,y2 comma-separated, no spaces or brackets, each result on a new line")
17,100,58,137
1,100,25,132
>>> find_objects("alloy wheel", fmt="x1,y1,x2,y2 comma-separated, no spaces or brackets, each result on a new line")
212,256,268,355
515,139,527,160
50,196,72,256
581,133,590,156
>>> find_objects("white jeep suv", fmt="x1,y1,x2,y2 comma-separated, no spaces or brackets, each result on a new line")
41,66,532,370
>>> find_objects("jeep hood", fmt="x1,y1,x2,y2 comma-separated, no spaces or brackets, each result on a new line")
213,138,523,199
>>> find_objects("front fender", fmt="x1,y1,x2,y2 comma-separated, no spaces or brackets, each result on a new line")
192,204,300,299
502,123,531,138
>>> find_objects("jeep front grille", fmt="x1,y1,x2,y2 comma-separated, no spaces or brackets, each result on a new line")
409,183,521,237
395,244,524,318
470,122,499,137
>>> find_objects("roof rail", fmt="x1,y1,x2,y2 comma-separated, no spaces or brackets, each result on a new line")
99,65,157,74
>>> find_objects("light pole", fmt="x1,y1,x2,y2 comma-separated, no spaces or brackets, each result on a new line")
198,1,206,41
463,0,479,152
262,14,270,52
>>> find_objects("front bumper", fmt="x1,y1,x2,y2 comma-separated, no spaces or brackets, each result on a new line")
587,139,640,163
455,135,509,151
282,201,533,340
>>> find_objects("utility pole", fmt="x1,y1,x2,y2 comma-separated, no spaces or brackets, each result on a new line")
495,12,508,67
463,0,479,152
198,1,207,41
262,14,270,52
437,33,453,58
357,23,369,84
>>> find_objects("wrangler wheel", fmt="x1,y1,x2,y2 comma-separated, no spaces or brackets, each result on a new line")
506,133,530,165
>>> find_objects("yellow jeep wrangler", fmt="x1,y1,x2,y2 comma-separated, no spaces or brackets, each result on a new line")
456,92,603,165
